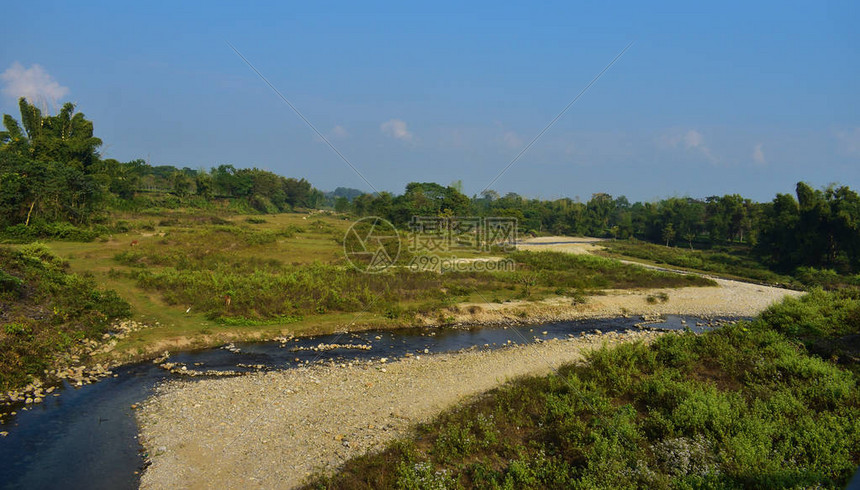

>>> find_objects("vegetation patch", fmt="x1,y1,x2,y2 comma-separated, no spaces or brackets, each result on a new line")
601,240,793,285
0,244,131,390
116,234,711,323
309,291,860,489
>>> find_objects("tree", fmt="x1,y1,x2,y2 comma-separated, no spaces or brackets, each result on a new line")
282,177,312,208
0,98,102,171
828,185,860,271
333,196,350,213
480,190,500,202
0,152,104,226
195,172,214,199
89,158,138,200
585,193,614,236
172,171,193,197
662,222,676,247
756,193,799,268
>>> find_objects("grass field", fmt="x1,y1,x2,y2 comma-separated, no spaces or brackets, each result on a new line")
27,212,391,361
598,240,797,286
0,211,718,376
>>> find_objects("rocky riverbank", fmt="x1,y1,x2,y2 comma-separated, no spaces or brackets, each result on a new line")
137,329,663,489
0,320,154,423
416,276,803,328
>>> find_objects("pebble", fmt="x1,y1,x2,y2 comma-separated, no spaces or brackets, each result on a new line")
137,329,665,489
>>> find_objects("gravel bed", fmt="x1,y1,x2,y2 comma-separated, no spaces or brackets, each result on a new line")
138,330,661,489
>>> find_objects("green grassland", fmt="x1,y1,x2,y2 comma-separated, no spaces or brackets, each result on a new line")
599,239,860,290
310,290,860,489
0,211,716,387
598,240,794,285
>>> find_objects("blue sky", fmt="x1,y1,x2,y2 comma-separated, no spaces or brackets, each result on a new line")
1,0,857,201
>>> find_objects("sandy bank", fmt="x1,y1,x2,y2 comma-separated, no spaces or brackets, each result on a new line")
434,275,802,328
138,330,661,489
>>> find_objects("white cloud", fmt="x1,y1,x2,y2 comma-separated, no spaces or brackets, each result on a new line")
658,128,718,163
753,143,766,165
683,129,704,149
331,125,349,138
501,131,523,149
1,62,69,107
380,119,414,142
836,127,860,155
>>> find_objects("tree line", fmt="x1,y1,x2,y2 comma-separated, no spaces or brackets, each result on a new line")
2,98,858,274
0,98,324,227
339,181,860,275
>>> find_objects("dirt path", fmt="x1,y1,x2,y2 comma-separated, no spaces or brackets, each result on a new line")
422,237,803,326
137,236,803,489
515,236,606,254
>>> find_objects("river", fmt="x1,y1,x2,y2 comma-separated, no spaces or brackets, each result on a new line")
0,315,729,489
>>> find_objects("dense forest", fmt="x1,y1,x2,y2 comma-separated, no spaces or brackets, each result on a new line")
2,98,859,277
0,98,323,227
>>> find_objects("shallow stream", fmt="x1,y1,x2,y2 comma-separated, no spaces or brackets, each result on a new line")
0,315,733,489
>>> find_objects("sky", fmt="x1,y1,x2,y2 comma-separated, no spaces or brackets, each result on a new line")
1,0,858,202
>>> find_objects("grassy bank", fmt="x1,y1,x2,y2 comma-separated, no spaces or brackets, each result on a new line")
1,214,717,383
310,290,860,489
0,245,131,390
120,245,712,324
601,239,860,291
62,214,710,339
600,240,796,285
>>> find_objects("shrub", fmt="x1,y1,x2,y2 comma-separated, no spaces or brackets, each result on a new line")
1,222,102,242
0,246,131,390
312,291,860,489
0,269,23,295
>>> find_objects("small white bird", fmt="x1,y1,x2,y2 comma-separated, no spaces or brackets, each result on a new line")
185,306,192,314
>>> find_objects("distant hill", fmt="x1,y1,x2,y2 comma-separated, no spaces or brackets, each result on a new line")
326,187,367,201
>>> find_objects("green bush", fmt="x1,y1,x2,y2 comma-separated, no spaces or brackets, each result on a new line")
1,222,102,242
312,291,860,489
0,269,23,295
758,288,860,338
0,246,131,390
795,267,860,289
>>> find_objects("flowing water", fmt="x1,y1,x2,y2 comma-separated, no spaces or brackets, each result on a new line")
0,315,733,489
